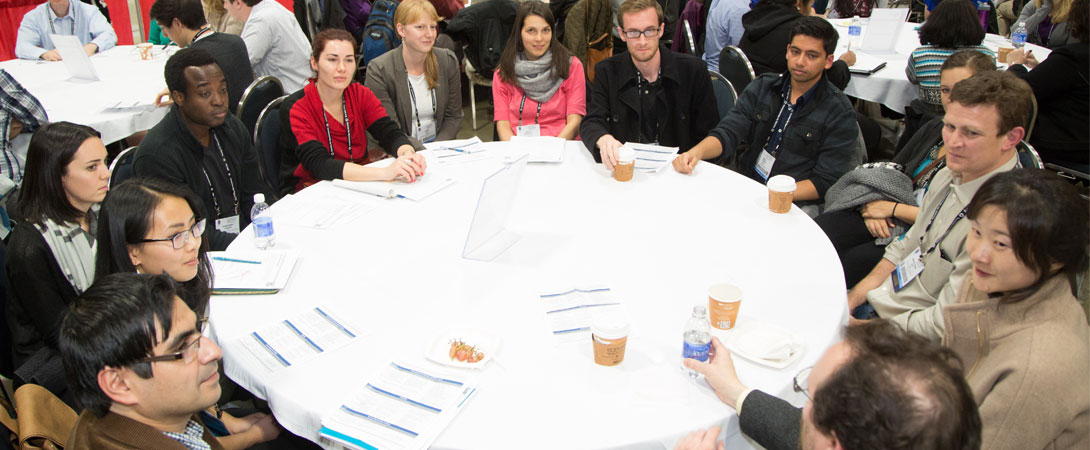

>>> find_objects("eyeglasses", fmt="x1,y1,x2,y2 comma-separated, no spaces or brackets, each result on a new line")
136,318,208,365
622,27,660,39
139,219,206,249
793,366,813,401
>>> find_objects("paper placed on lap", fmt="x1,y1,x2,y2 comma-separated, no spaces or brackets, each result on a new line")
623,143,680,173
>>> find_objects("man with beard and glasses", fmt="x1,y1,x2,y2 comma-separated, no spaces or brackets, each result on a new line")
134,48,276,251
580,0,718,172
674,320,981,450
673,17,858,212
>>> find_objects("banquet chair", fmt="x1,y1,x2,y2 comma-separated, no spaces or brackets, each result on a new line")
254,95,289,193
1016,141,1043,169
108,146,137,188
708,71,737,120
717,46,755,97
238,76,285,139
464,57,493,131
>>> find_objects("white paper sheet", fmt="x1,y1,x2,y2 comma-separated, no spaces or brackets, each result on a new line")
50,34,100,81
623,143,681,173
332,173,455,201
511,135,565,163
540,286,624,344
209,250,298,291
270,194,378,229
230,305,361,373
860,9,909,54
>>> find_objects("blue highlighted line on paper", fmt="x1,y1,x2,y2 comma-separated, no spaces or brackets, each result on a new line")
367,384,442,413
546,302,621,314
251,332,291,367
340,406,419,437
392,363,463,386
541,285,623,343
539,287,611,298
283,320,323,353
315,307,356,338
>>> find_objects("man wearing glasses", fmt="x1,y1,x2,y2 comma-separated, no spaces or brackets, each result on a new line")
60,273,280,449
580,0,718,171
675,320,981,450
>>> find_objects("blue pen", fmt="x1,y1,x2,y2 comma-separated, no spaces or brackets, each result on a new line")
340,406,419,437
546,302,621,314
366,384,442,413
213,256,261,264
540,287,611,298
553,327,590,335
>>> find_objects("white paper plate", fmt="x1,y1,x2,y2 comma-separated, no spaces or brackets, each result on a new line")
723,320,805,369
425,330,500,369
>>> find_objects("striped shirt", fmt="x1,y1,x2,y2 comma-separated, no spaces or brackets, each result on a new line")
907,45,994,111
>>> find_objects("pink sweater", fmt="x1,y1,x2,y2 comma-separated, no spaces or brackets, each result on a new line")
492,56,586,137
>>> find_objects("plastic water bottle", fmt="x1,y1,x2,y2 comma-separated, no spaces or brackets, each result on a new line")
848,17,863,49
251,193,275,249
977,0,990,29
1012,21,1027,48
682,305,712,377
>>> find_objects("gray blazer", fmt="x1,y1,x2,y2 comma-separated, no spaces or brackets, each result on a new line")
364,46,463,149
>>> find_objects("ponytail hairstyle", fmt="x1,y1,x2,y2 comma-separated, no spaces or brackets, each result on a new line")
394,0,442,89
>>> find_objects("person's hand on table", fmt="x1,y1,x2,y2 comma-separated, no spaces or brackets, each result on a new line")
83,43,98,56
673,151,700,174
682,337,748,409
864,217,893,239
674,426,725,450
8,119,22,138
397,145,427,175
154,88,173,107
384,154,420,182
40,49,61,61
597,134,622,170
838,50,856,67
1007,47,1039,68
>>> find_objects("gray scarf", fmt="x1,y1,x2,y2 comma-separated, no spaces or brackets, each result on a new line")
35,206,97,293
514,50,564,103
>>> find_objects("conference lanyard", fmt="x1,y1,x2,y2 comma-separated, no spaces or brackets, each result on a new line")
918,190,967,259
407,79,437,136
48,11,75,35
200,133,239,216
761,86,796,158
189,26,212,45
517,94,542,127
322,92,353,160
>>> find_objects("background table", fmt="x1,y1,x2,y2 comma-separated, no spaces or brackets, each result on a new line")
831,19,1052,113
209,142,850,450
0,44,172,144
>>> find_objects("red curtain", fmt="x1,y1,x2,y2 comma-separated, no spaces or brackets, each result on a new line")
0,0,44,61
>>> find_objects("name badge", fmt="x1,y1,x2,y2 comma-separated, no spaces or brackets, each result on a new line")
754,150,776,180
516,124,541,137
215,215,240,235
416,121,437,143
891,247,925,292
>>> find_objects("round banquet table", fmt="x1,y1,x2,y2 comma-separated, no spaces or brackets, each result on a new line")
0,45,172,144
829,18,1053,114
208,141,850,450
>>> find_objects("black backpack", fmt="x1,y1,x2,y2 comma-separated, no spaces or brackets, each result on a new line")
361,0,400,66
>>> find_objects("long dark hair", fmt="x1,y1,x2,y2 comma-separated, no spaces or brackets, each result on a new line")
498,1,573,87
833,0,874,18
966,169,1089,303
17,122,101,226
918,0,986,47
95,178,213,317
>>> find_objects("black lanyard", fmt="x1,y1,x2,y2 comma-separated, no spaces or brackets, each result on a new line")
322,92,353,160
517,94,542,127
188,26,212,46
200,133,239,216
761,88,796,158
407,78,437,139
918,190,967,258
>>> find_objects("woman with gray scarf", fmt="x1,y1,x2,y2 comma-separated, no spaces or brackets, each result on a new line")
493,1,587,140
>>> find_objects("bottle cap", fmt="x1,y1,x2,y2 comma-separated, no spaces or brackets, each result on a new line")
254,193,265,203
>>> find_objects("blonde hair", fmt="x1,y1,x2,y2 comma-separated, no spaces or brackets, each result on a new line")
1051,0,1072,23
394,0,442,89
202,0,225,15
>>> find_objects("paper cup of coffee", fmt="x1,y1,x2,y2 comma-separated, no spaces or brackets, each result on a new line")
997,46,1014,63
708,283,742,330
767,175,796,214
613,146,636,182
591,312,629,366
138,42,154,60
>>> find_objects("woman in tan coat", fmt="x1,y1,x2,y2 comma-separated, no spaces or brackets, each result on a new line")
943,169,1089,450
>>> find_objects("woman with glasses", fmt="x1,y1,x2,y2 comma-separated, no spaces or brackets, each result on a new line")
5,122,109,401
492,0,585,140
94,177,281,450
942,169,1089,449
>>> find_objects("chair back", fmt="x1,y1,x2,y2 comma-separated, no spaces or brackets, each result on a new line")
1025,92,1038,141
717,46,755,97
254,95,289,193
108,146,137,188
1016,140,1043,169
238,77,285,139
708,71,737,120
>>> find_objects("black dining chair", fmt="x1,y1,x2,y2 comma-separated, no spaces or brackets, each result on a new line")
254,95,289,193
718,46,755,97
108,146,137,188
708,70,737,121
238,76,285,139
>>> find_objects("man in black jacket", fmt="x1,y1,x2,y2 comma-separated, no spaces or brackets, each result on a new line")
674,17,857,208
676,320,981,450
580,0,718,170
134,48,277,251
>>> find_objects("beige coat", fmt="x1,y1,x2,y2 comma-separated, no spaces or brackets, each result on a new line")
364,46,463,150
943,276,1090,450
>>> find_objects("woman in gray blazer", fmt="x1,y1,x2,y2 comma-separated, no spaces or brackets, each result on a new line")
365,0,463,149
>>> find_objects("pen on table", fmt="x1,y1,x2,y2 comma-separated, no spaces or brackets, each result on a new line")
212,256,262,264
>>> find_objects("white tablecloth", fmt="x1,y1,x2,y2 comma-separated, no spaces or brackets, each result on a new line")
831,20,1052,113
209,142,849,450
0,45,172,144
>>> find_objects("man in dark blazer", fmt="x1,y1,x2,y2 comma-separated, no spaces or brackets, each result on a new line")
580,0,718,171
677,320,982,450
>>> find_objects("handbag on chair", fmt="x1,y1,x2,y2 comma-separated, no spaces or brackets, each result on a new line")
0,384,78,450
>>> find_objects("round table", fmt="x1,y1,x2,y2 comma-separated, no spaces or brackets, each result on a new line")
209,141,849,450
